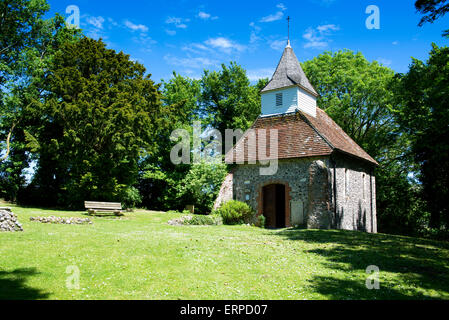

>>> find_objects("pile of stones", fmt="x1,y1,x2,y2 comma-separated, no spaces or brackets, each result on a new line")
30,216,92,225
167,215,193,226
0,208,23,232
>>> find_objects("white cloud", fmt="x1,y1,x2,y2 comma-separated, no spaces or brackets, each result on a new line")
260,3,287,23
166,29,176,36
260,11,284,23
85,29,105,40
197,11,218,20
392,41,399,45
247,68,275,81
86,16,105,29
164,54,217,69
269,39,288,51
303,24,339,49
124,20,149,32
205,37,246,53
182,43,214,54
377,58,392,67
317,24,339,33
81,15,107,39
198,11,211,19
249,22,262,44
166,16,190,29
132,33,156,46
107,17,118,27
277,3,287,11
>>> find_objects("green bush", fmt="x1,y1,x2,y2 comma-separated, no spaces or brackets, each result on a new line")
120,186,142,209
214,200,256,225
167,209,191,215
256,215,266,228
185,214,223,226
175,161,228,214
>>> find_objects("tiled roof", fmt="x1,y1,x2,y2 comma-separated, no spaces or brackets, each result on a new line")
225,108,378,166
303,108,378,165
260,44,318,96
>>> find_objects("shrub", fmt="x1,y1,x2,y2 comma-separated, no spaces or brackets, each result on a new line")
120,186,142,209
185,214,223,226
256,215,266,228
175,161,228,214
167,214,223,226
214,200,256,225
167,209,191,215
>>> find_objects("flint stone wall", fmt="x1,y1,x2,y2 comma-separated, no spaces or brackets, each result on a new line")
331,153,377,233
215,154,377,233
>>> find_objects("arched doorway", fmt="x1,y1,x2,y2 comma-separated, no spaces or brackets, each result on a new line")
262,184,286,228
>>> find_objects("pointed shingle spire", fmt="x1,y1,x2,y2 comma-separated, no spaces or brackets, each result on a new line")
261,44,318,96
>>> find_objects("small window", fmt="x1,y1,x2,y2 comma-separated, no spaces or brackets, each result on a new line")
275,93,283,107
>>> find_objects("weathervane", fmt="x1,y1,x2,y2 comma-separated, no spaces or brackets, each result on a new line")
287,16,291,46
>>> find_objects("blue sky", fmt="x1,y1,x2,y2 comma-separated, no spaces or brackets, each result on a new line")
46,0,449,83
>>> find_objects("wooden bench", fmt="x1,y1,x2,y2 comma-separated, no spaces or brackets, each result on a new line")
84,201,124,216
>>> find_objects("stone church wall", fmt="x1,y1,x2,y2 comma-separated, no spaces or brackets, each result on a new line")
214,155,377,233
231,157,329,228
330,153,377,233
213,172,234,210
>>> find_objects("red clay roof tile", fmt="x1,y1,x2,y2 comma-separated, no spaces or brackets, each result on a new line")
225,107,378,166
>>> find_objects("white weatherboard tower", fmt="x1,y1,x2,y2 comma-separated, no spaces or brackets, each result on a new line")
260,40,318,118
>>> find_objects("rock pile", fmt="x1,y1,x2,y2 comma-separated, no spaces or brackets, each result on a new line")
167,215,193,226
0,209,24,232
30,216,92,225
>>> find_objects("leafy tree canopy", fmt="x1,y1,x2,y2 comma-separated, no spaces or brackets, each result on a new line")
200,62,263,142
302,50,398,160
0,0,79,200
395,43,449,231
416,0,449,37
302,50,424,236
25,37,167,208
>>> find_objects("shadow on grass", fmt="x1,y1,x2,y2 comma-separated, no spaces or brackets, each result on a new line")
82,212,124,218
274,229,449,299
0,268,49,300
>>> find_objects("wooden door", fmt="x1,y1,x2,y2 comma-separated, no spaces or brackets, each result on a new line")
263,185,277,228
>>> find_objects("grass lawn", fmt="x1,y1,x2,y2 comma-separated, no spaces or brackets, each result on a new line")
1,204,449,300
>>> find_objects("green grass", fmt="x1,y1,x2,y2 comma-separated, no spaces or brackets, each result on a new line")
1,204,449,300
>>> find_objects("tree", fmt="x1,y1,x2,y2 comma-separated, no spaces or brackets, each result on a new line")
302,50,398,160
395,43,449,232
200,62,262,149
0,0,50,86
416,0,449,37
0,0,49,162
161,72,202,124
24,37,167,208
302,50,422,236
137,73,201,211
176,160,228,214
138,66,266,211
0,0,79,200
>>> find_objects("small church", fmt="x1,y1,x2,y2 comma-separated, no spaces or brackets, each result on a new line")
214,40,378,233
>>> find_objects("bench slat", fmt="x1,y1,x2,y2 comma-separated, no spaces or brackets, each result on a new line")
84,201,122,210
